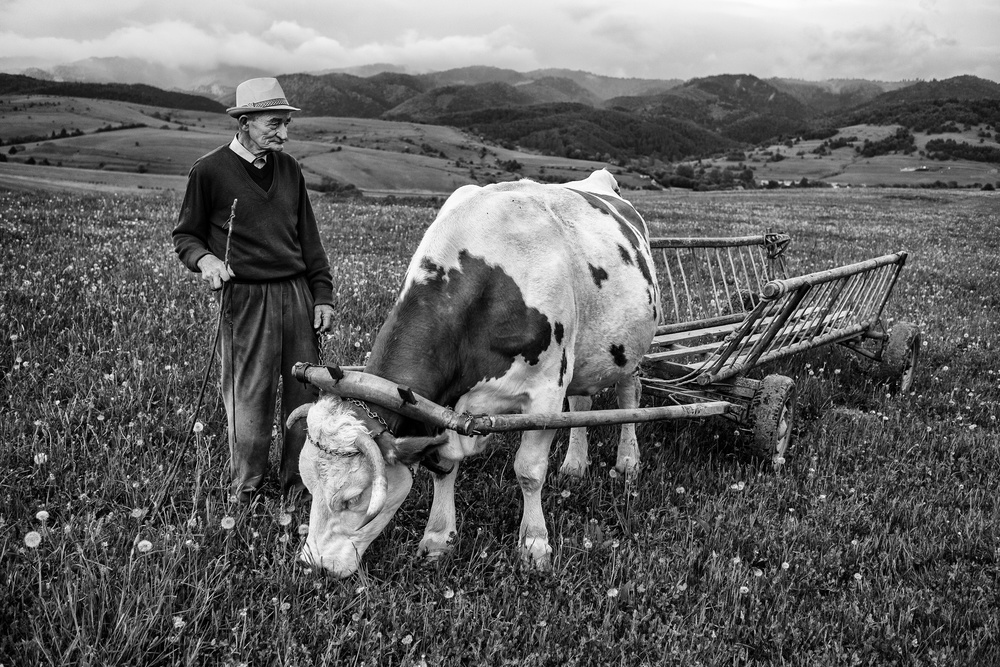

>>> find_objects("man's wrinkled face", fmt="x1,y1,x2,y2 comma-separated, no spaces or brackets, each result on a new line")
241,111,291,154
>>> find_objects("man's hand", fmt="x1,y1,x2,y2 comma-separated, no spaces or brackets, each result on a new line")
197,254,236,291
314,304,335,333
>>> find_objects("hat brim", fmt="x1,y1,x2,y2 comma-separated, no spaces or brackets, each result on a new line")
227,104,300,117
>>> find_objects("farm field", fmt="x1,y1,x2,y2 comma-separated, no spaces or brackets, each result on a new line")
2,185,999,665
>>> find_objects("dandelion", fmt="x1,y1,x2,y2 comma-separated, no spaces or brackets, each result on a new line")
739,586,750,595
193,421,204,433
752,568,763,577
130,508,146,519
278,513,293,526
33,452,48,465
607,587,619,598
220,516,236,530
676,581,688,591
675,486,686,495
173,616,186,630
298,524,309,536
35,510,49,523
730,481,746,491
560,489,571,499
818,494,827,501
136,540,153,553
774,456,786,466
781,562,790,570
280,602,291,613
854,572,862,582
401,634,413,646
583,538,593,550
24,531,42,548
443,588,455,600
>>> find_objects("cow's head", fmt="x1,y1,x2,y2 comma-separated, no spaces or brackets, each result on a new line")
286,396,447,577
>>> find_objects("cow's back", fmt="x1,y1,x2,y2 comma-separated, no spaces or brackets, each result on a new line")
389,176,659,401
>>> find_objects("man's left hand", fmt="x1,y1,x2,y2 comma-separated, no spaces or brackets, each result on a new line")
314,304,335,333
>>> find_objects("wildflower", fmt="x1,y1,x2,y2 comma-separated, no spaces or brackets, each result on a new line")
781,562,790,570
583,538,593,550
278,513,293,526
401,634,413,646
136,540,153,553
854,572,862,582
443,588,455,600
298,524,309,536
24,531,42,548
675,486,686,495
130,508,146,519
560,489,571,499
33,452,48,465
739,586,750,595
193,421,204,433
730,481,746,491
280,602,291,613
220,516,236,530
752,568,763,577
35,510,49,523
173,616,186,630
676,581,688,591
607,587,619,598
774,456,786,466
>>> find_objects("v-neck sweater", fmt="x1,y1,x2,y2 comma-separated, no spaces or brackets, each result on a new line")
173,145,333,305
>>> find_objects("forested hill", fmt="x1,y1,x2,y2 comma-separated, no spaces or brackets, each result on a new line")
0,73,225,113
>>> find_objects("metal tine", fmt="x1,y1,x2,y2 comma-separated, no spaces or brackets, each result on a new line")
674,247,694,321
704,247,721,317
688,247,711,319
662,248,682,324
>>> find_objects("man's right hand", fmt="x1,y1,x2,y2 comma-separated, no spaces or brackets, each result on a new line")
197,254,236,291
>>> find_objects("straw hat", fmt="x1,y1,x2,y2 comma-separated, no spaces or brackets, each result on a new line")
226,77,300,117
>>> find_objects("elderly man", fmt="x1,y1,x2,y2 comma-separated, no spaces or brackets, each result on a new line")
173,77,335,504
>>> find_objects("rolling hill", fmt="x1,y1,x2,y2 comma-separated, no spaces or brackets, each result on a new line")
1,67,998,194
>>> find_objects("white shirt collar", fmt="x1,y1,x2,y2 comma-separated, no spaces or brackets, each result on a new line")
229,135,265,164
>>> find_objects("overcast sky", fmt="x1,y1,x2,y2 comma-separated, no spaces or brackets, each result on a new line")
1,0,997,83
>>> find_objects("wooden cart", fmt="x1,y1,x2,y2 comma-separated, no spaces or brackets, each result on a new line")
293,233,919,466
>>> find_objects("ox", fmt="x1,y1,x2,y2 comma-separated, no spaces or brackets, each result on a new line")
288,169,661,577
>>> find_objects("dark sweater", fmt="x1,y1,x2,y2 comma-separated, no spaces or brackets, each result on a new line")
172,145,334,305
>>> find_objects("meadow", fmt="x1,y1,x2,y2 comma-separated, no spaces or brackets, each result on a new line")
1,186,998,666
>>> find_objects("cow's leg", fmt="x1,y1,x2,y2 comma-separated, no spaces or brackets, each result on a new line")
515,427,558,569
559,395,592,477
418,461,460,559
614,372,642,479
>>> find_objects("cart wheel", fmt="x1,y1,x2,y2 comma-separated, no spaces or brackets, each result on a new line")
884,321,920,393
745,374,796,467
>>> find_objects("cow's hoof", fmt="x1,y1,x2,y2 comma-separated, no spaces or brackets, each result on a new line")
559,458,589,478
418,532,455,560
615,457,640,481
520,537,552,570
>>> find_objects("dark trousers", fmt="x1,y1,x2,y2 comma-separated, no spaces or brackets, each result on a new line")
219,277,319,502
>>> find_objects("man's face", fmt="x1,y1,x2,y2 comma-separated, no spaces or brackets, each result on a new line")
241,111,292,154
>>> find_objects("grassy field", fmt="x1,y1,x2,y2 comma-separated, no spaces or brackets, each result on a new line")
1,186,998,665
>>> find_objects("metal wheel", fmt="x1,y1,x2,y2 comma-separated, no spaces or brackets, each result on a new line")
744,374,796,467
884,321,920,393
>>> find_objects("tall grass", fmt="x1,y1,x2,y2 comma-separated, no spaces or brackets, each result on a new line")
2,187,998,665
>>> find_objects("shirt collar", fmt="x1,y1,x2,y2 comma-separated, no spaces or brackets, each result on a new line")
229,134,266,164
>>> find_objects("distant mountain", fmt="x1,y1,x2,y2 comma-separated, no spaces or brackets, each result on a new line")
384,78,601,121
32,56,267,97
432,103,736,162
768,78,905,114
0,73,226,113
273,72,431,117
865,75,1000,105
607,74,813,145
526,68,681,99
828,75,1000,131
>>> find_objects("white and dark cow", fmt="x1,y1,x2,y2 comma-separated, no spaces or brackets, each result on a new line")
289,169,661,577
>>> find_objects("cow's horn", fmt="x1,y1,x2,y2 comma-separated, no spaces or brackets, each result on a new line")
356,433,387,527
285,402,314,430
